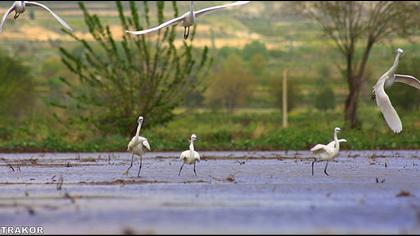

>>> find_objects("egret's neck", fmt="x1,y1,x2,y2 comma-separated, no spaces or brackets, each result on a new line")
189,1,194,13
333,131,340,150
135,122,142,138
189,141,195,152
390,53,402,72
189,140,195,156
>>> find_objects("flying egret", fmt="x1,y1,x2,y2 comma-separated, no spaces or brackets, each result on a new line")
310,127,346,176
0,1,73,32
126,1,251,39
179,134,200,176
125,116,151,177
372,48,420,134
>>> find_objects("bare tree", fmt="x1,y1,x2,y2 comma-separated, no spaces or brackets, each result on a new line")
291,1,419,128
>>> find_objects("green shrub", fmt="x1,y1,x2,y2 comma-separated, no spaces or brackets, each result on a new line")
314,87,336,111
0,50,36,119
59,1,210,136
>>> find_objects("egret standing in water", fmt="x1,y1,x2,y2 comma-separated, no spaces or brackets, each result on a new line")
125,116,151,177
126,1,251,39
310,127,346,176
372,48,420,133
0,1,73,32
179,134,200,176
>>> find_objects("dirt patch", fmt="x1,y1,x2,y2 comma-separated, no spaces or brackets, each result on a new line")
396,190,413,197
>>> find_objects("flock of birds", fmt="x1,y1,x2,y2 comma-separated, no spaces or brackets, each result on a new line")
0,1,419,177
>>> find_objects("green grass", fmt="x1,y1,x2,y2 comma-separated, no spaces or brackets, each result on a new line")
0,2,418,153
0,107,418,152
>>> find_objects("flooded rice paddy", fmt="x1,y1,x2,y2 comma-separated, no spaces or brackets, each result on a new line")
0,151,419,234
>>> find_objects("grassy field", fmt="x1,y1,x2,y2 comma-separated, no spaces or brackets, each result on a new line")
0,105,419,152
0,2,418,153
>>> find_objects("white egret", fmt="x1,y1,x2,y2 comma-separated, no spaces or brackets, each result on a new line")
0,1,73,32
179,134,200,176
372,48,420,133
126,1,251,39
125,116,151,177
310,127,346,176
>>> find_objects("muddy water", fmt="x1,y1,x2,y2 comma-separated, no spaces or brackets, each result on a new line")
0,151,419,234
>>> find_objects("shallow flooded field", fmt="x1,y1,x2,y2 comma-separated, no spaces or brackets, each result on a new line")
0,151,419,234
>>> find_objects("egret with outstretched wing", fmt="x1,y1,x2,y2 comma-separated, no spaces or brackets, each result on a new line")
310,127,345,176
127,1,250,39
372,48,420,133
0,1,73,32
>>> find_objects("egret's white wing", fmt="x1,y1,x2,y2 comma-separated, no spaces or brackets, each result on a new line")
194,151,200,161
180,150,189,160
374,80,402,133
142,139,151,151
25,1,73,31
310,144,328,153
127,136,137,152
394,74,420,90
0,3,16,33
326,139,347,149
195,1,251,17
128,136,150,151
126,15,185,35
327,141,333,148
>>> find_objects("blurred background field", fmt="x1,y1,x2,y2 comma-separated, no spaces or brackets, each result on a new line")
0,1,419,152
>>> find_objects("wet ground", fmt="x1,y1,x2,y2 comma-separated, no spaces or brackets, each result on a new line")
0,151,419,234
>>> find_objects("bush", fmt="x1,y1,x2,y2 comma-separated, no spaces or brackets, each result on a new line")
0,50,36,120
205,54,256,112
59,1,210,136
314,86,336,111
242,40,269,61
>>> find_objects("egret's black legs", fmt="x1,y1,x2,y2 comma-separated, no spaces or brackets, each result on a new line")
311,158,316,176
324,161,329,176
178,163,185,176
137,155,143,177
126,153,134,173
123,153,135,175
184,27,190,39
193,162,197,176
14,12,20,19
